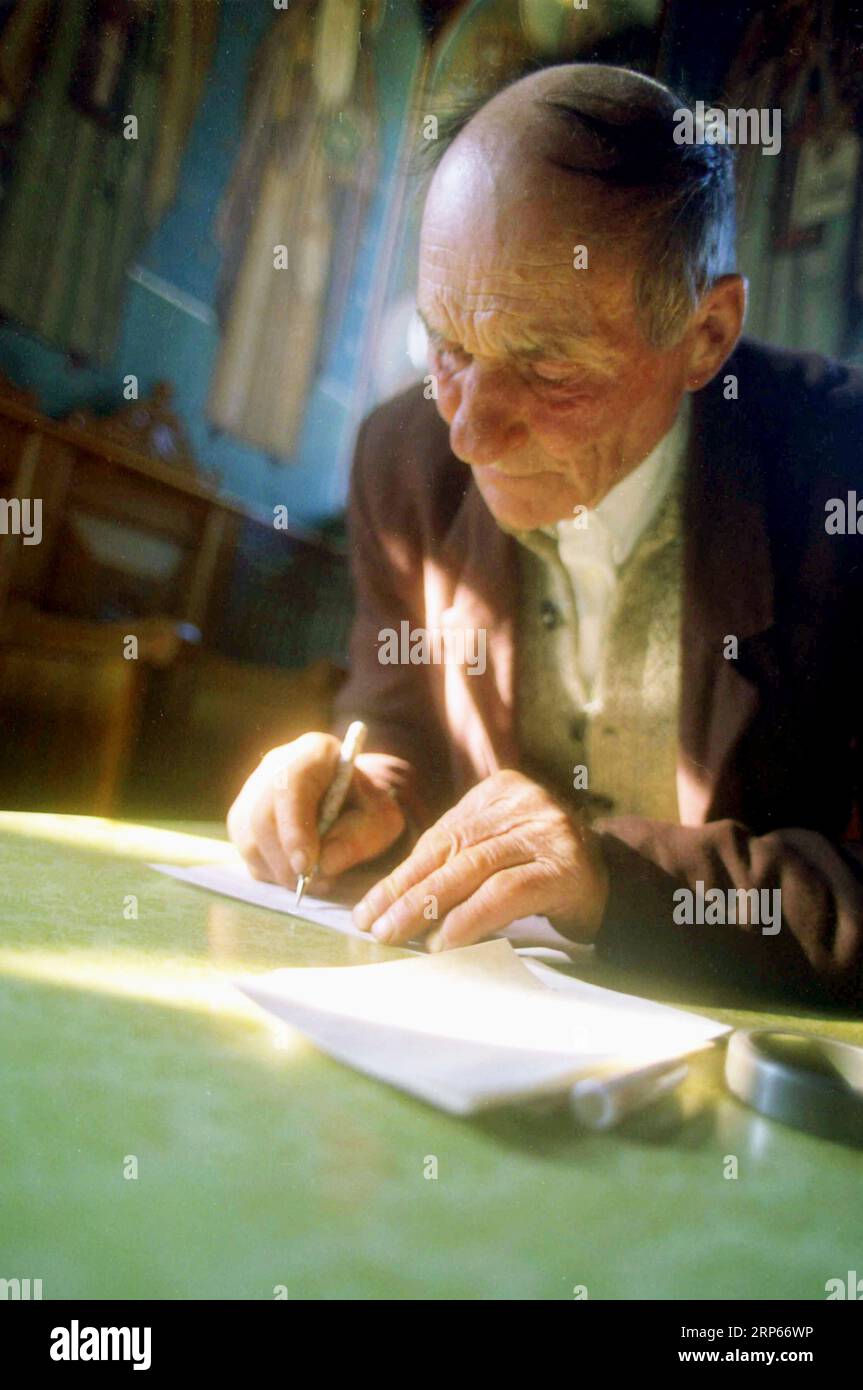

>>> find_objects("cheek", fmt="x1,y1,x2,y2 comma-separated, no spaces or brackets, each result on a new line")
529,393,616,455
531,360,667,454
435,356,666,452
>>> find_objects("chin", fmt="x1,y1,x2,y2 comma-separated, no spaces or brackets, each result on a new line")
475,473,572,531
486,500,555,530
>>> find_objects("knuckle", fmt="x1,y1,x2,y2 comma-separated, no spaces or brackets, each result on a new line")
432,826,461,862
462,840,499,875
276,824,304,856
478,872,511,908
375,875,403,912
295,730,334,759
381,877,401,908
269,764,295,794
259,744,286,769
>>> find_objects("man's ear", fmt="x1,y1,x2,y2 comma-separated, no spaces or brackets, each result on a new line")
684,274,748,390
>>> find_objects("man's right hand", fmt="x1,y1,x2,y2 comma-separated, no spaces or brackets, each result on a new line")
226,732,406,889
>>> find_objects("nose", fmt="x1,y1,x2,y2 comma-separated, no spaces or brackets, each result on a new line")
447,363,529,466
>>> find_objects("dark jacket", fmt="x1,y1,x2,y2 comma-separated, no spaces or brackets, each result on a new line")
333,338,863,1007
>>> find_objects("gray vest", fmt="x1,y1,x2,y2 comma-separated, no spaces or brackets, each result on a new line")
515,476,682,823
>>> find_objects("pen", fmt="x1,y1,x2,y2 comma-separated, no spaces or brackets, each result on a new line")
294,720,367,908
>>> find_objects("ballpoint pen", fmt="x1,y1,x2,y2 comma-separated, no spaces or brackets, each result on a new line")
294,720,367,908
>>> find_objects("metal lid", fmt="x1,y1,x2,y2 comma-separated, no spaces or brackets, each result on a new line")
725,1029,863,1147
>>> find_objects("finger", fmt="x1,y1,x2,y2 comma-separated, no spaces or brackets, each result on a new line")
244,846,276,883
248,799,294,887
227,770,286,885
426,862,552,953
317,770,404,876
318,804,404,878
352,822,465,931
227,758,301,886
270,737,341,877
356,836,527,945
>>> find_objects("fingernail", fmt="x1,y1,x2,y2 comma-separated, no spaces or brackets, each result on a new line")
290,850,309,876
371,919,392,942
427,933,445,953
353,901,373,931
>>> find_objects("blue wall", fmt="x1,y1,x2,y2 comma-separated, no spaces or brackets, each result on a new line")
0,0,424,526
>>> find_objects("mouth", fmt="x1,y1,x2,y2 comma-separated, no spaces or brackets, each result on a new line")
475,463,561,480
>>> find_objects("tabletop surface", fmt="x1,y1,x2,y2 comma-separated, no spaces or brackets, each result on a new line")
1,811,861,1301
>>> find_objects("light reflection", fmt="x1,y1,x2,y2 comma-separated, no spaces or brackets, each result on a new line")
205,901,307,971
676,761,712,826
0,812,242,866
0,945,309,1058
715,1092,783,1161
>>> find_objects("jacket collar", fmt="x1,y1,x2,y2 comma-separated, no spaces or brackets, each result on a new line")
675,359,777,821
683,358,775,643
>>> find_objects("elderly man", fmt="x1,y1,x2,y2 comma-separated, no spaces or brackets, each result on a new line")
228,65,863,1006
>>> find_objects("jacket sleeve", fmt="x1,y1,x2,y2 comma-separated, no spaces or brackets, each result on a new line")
593,811,863,1008
330,407,455,829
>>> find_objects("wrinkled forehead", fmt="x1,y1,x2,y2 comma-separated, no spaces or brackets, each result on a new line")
418,131,638,350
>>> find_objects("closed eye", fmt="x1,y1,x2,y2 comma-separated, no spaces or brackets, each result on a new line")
530,367,576,386
527,365,591,395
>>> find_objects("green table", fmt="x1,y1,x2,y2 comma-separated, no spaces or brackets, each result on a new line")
1,812,861,1301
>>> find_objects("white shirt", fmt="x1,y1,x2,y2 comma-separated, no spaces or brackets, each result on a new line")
548,396,691,699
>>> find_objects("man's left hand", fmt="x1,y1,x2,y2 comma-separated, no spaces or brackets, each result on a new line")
352,769,609,951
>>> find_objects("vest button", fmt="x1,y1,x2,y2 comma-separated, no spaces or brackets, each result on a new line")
540,599,561,630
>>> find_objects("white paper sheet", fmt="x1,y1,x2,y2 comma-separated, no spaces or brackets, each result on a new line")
235,940,728,1114
150,859,588,961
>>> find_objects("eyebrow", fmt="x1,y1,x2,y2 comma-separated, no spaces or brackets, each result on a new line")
416,308,596,363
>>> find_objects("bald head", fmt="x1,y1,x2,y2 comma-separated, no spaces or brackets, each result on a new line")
434,63,681,184
416,63,745,532
422,63,736,351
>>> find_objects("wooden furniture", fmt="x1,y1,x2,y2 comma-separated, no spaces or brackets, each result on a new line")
0,376,344,814
0,375,253,633
0,603,197,815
